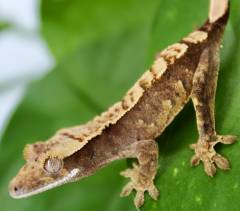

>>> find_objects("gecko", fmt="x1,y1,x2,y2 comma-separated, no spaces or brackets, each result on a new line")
9,0,237,208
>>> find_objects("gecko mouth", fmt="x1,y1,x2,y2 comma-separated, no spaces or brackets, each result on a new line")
9,168,80,199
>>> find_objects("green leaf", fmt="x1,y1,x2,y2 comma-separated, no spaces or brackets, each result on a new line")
0,0,240,211
41,0,159,61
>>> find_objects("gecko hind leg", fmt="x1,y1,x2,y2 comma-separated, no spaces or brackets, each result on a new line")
190,46,237,177
120,140,159,208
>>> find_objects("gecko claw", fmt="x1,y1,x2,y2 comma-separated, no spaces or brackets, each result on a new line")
190,134,237,176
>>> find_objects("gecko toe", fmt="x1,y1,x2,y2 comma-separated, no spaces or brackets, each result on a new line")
148,185,159,200
212,154,230,170
120,163,138,178
217,135,237,145
120,182,133,197
189,143,197,150
134,190,145,208
203,159,216,177
120,169,132,178
191,155,200,166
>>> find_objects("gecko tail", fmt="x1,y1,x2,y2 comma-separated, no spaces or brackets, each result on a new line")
209,0,229,23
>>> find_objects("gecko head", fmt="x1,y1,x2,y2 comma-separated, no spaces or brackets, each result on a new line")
9,133,88,199
9,157,80,199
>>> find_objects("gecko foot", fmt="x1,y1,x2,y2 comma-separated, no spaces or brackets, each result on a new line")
190,135,237,177
120,163,159,208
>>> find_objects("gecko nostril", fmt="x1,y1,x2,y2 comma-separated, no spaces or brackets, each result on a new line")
14,186,18,192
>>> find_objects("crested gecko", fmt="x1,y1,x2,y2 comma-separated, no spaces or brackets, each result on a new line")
9,0,237,208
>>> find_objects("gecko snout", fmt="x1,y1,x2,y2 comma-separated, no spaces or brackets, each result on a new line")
9,183,25,199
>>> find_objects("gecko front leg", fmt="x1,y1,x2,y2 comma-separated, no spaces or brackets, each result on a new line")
119,140,159,208
190,45,237,177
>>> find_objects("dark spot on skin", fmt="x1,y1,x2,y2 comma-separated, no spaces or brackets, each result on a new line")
150,67,158,79
108,113,114,118
203,123,210,131
175,48,181,53
122,100,129,110
96,119,102,123
139,80,147,89
129,91,134,97
63,133,83,142
82,133,87,137
94,125,101,131
90,151,95,160
14,187,18,191
52,142,59,147
195,105,202,112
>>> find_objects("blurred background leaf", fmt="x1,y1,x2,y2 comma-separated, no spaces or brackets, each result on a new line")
0,22,10,31
0,0,240,211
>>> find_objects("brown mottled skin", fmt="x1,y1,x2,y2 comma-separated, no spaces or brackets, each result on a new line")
9,0,237,208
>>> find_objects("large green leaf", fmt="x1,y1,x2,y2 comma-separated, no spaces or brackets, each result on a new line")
0,0,239,211
41,0,159,61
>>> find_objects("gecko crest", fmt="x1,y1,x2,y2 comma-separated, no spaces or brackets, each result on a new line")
183,30,208,44
159,43,188,64
150,57,168,79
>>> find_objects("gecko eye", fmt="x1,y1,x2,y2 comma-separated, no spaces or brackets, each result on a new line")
44,157,63,174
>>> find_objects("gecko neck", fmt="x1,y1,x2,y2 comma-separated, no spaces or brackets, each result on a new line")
64,130,134,179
